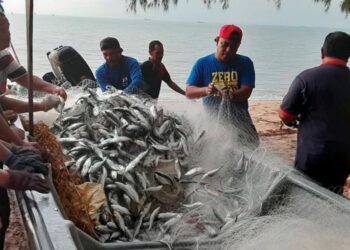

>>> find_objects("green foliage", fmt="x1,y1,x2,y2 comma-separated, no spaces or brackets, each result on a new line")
273,0,349,15
126,0,350,15
126,0,229,12
341,0,350,15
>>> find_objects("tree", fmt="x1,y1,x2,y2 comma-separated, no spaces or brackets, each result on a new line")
126,0,350,15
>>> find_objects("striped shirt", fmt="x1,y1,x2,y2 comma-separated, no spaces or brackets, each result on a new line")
0,49,27,96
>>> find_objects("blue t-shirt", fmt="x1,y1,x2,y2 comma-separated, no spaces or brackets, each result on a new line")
187,53,255,111
95,56,143,93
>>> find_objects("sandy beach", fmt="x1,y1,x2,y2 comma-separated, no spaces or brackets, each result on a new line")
249,100,297,165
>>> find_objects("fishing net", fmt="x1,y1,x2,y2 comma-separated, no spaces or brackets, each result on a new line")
40,86,350,249
163,98,350,250
33,122,97,238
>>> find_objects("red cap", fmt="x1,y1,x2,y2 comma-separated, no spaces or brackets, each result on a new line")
218,24,243,42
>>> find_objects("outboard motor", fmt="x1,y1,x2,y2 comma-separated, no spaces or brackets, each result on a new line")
47,46,95,86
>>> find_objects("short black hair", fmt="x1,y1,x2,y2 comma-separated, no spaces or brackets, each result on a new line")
322,31,350,61
149,40,163,53
100,37,122,51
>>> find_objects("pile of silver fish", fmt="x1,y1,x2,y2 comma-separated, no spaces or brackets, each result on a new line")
53,89,198,242
52,88,273,246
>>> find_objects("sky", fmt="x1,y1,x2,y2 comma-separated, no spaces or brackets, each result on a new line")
2,0,350,28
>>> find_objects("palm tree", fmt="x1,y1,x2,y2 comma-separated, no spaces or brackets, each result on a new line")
126,0,350,15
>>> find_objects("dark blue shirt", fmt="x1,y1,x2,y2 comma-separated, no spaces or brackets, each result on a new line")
95,56,143,93
187,53,255,111
281,63,350,187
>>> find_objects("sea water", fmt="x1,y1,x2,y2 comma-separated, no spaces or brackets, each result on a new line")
6,14,350,101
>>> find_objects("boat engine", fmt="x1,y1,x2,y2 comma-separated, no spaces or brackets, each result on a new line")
46,46,95,87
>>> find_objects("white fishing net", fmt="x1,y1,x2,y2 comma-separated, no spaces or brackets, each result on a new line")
49,87,350,249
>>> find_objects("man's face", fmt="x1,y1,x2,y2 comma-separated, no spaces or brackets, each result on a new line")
216,37,240,62
150,45,164,64
0,16,10,50
102,48,122,67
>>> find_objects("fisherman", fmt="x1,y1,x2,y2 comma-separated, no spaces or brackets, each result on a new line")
0,11,54,248
279,31,350,193
0,140,50,249
141,40,185,100
0,12,67,135
96,37,144,93
185,24,259,147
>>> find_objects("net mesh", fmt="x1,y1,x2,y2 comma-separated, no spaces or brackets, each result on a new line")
34,122,97,238
31,87,350,249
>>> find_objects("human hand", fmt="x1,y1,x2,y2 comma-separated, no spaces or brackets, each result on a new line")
21,141,40,150
4,169,50,193
10,125,25,140
40,95,62,112
206,83,215,96
3,110,18,124
4,152,49,175
285,120,299,128
52,86,67,101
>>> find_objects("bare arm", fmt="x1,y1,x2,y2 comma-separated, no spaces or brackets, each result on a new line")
15,75,67,100
0,169,11,187
279,107,298,125
230,85,253,102
0,142,12,186
0,141,11,160
186,85,213,99
166,80,185,96
0,114,25,146
0,96,45,113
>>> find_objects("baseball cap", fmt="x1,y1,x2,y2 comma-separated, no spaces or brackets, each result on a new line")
100,37,123,51
218,24,243,43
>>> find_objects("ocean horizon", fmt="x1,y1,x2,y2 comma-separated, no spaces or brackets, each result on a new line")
6,13,350,101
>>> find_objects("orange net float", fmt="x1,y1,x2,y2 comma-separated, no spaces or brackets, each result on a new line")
34,122,97,238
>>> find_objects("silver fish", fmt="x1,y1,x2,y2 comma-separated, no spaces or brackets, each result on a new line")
115,182,140,203
234,152,245,171
174,159,182,179
144,185,163,192
184,167,204,178
124,149,149,175
148,207,161,231
157,212,179,220
113,210,126,233
182,202,203,209
111,204,131,216
201,166,223,180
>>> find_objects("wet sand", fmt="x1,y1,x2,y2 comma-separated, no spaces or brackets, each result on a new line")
249,100,297,165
